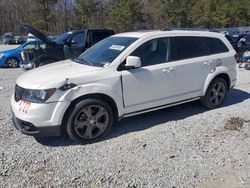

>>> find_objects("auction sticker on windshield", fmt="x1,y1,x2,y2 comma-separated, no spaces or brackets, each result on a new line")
109,45,125,51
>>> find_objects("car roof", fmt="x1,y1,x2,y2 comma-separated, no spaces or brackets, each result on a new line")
114,30,225,39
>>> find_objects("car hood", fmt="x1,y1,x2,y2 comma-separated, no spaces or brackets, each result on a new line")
22,24,57,46
16,59,103,89
0,49,17,55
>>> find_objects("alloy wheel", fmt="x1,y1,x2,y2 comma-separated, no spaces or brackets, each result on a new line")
208,82,226,106
74,105,109,140
6,58,18,68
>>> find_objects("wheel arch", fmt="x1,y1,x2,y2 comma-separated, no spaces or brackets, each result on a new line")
202,72,231,96
5,56,20,63
61,93,119,128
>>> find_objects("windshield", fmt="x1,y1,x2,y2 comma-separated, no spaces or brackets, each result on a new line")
17,41,40,50
17,42,30,50
76,36,138,67
54,32,72,44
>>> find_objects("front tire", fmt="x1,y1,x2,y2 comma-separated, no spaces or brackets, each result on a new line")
239,62,244,68
245,63,250,70
5,58,19,68
201,78,228,109
66,99,114,144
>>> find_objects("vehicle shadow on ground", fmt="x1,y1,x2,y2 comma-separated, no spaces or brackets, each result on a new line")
35,88,250,147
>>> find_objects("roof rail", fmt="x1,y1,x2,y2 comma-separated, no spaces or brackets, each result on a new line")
209,29,220,33
137,30,156,32
162,28,209,31
162,28,172,31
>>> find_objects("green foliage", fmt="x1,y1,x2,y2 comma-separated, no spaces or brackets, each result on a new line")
107,0,143,32
143,0,165,29
160,0,196,28
1,0,250,35
75,0,99,28
31,0,57,33
191,0,250,28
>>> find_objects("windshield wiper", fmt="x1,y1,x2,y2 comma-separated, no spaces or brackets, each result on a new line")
73,58,94,66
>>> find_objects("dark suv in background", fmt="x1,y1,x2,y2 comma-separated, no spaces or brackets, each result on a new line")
238,34,250,50
2,33,16,44
20,24,114,70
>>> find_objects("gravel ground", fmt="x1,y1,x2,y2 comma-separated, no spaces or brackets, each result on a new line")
0,45,250,187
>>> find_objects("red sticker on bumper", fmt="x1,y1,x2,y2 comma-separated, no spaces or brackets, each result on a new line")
19,101,31,113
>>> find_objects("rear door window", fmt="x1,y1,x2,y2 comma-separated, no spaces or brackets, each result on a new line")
203,37,229,54
172,37,210,60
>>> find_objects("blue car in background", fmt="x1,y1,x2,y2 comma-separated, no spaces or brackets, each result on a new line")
0,40,43,68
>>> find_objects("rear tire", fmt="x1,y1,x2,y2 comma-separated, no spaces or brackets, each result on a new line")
66,99,114,144
201,78,228,109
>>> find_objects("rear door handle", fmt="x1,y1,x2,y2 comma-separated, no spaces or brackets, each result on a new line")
162,67,175,73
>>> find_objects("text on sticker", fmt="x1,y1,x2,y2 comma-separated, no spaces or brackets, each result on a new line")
109,45,125,51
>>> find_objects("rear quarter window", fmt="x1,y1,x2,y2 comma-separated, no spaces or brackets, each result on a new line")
203,37,229,54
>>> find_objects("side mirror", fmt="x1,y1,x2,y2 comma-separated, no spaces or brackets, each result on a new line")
239,38,246,43
71,40,77,45
125,56,141,69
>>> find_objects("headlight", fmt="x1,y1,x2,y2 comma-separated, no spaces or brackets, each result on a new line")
21,88,56,103
0,54,4,58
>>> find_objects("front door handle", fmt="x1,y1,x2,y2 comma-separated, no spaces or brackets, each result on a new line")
162,67,175,73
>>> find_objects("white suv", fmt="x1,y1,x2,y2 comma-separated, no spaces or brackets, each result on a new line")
11,30,237,143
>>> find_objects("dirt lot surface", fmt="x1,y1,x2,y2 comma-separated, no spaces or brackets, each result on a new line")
0,44,20,51
0,45,250,187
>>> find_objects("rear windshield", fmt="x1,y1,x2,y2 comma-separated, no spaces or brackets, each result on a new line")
92,31,113,45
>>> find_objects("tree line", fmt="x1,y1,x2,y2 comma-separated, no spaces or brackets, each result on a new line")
0,0,250,35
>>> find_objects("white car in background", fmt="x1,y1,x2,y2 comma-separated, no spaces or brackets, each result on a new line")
11,30,237,143
27,33,36,42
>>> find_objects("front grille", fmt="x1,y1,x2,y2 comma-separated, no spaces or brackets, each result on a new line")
14,85,24,102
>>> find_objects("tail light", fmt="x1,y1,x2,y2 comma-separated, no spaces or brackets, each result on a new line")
234,53,240,62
